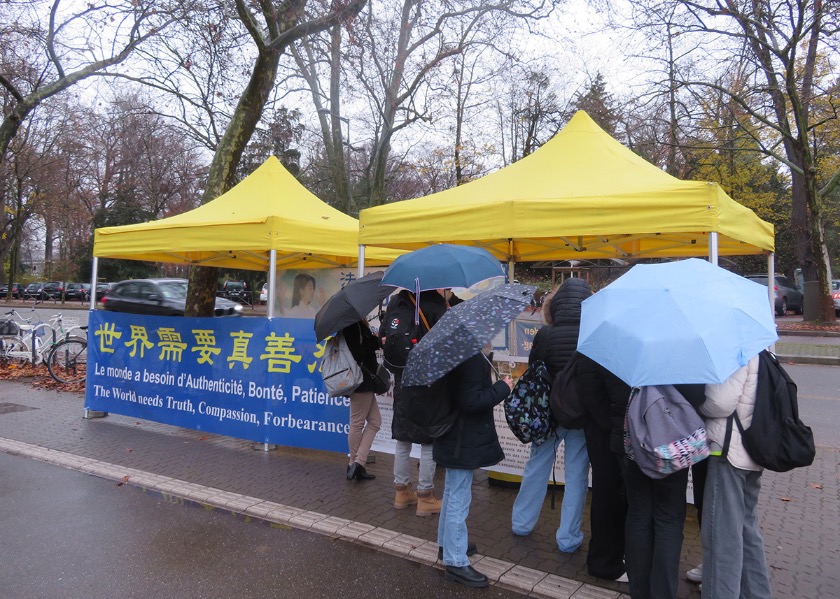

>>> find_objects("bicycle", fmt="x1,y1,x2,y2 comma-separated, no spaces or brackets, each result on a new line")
0,309,86,370
46,329,88,384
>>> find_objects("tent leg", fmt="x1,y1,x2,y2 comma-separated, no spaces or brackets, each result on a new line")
768,253,776,353
358,245,366,278
89,257,99,309
708,231,719,265
268,250,277,319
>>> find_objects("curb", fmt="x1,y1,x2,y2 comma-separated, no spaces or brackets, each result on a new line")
777,329,840,338
776,354,840,366
0,436,629,599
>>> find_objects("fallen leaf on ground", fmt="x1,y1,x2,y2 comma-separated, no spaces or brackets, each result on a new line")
780,497,794,502
809,483,823,489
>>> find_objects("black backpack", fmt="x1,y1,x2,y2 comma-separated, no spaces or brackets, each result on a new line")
381,292,430,375
726,350,815,472
398,376,458,439
549,352,588,430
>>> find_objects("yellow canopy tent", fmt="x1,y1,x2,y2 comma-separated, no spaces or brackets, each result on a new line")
359,111,774,264
94,156,399,271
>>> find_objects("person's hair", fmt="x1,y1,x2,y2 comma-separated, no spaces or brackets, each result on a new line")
542,288,558,325
291,273,316,307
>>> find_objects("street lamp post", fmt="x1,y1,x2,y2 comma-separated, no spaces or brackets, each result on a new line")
317,108,352,214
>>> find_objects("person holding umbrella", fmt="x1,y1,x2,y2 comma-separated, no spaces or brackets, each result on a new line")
401,284,533,588
313,272,392,481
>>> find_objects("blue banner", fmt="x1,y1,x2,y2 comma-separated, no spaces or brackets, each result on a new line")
85,311,349,453
513,319,542,357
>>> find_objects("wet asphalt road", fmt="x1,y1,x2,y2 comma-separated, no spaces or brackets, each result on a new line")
0,452,522,599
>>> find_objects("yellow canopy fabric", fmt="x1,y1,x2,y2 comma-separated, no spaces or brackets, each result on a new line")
94,157,400,271
359,111,774,262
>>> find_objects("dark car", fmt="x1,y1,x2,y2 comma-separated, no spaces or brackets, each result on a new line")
219,280,251,304
745,274,804,316
0,283,24,299
23,282,45,300
94,282,112,298
40,281,65,300
64,283,90,301
102,278,243,317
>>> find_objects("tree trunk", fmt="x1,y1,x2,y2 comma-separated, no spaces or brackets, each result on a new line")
185,46,282,317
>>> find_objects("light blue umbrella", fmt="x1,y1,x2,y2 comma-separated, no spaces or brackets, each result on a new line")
381,244,505,292
577,258,778,386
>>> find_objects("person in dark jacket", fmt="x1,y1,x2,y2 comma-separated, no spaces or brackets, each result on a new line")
386,289,449,515
573,353,631,581
435,348,513,588
342,319,381,482
511,278,593,555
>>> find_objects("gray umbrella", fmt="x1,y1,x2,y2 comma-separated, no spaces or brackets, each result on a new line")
402,283,536,386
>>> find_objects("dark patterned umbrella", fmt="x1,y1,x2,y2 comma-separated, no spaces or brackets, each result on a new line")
402,283,535,386
314,271,391,341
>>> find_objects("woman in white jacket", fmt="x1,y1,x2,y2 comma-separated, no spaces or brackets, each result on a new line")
699,354,772,598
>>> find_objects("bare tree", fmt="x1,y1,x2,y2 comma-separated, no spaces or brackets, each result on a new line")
181,0,368,316
639,0,840,321
0,0,186,167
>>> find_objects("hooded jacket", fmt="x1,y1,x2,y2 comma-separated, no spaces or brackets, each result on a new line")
529,278,592,379
700,355,762,471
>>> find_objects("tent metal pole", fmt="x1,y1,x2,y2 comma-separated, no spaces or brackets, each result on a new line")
768,252,776,352
268,250,277,319
89,257,98,310
261,249,278,451
358,245,366,278
708,231,719,265
84,257,108,419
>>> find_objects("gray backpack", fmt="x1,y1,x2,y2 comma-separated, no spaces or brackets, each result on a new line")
320,333,363,397
624,384,709,479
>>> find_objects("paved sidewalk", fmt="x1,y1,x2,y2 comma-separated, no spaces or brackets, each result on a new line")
0,378,837,599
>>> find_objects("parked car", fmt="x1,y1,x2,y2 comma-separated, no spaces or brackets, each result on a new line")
745,274,804,316
102,278,243,317
95,282,112,298
219,280,251,304
0,283,24,299
64,282,90,301
23,282,45,300
832,279,840,316
40,281,65,300
259,283,268,305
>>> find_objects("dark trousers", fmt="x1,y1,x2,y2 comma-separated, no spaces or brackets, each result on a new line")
622,458,688,599
691,459,708,529
584,424,627,579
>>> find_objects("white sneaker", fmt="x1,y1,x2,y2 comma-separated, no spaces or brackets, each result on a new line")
686,563,703,583
615,572,629,583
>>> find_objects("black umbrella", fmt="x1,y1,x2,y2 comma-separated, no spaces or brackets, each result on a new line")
314,271,392,341
402,283,536,386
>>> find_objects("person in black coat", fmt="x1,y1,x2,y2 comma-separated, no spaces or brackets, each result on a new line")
384,289,450,515
511,278,593,555
342,319,381,482
573,353,631,581
434,349,513,588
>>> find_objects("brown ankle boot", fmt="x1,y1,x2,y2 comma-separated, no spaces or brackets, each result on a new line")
416,489,442,516
394,483,418,509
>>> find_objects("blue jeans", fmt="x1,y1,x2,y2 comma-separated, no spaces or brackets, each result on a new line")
511,427,589,552
438,468,473,567
622,458,688,599
701,456,772,599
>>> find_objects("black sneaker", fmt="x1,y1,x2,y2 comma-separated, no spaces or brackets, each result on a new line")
445,565,488,588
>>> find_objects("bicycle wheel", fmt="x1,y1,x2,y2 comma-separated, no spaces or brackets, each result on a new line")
0,337,27,364
47,338,88,384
